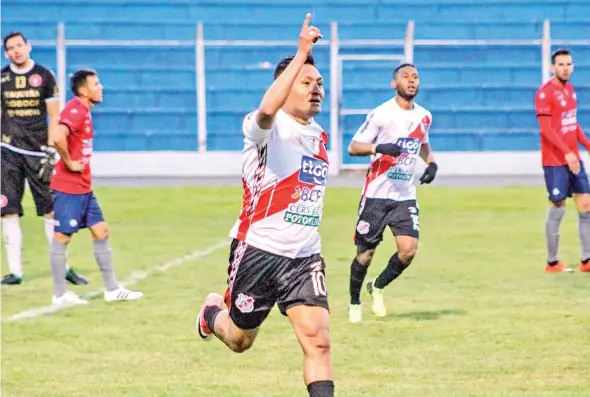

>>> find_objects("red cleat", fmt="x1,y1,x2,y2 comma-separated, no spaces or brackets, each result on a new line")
196,293,223,341
545,261,574,273
579,261,590,273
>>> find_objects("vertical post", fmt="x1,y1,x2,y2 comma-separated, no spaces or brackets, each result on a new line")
541,19,551,83
329,22,340,173
196,21,207,152
404,20,415,64
57,22,66,111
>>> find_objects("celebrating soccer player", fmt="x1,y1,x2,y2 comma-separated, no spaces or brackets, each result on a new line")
1,32,87,285
346,63,438,322
48,69,144,305
535,48,590,273
195,14,335,397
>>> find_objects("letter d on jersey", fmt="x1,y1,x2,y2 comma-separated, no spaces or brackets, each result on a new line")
299,156,328,186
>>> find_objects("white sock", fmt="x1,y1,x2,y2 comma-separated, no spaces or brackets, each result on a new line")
3,217,23,277
44,218,70,270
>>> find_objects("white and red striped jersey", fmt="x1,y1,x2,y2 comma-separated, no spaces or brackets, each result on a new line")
352,97,432,202
229,109,329,258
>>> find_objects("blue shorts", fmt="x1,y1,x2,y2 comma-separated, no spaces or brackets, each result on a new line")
543,162,590,202
52,190,105,234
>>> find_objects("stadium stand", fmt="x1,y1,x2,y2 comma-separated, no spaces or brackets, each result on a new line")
2,0,589,166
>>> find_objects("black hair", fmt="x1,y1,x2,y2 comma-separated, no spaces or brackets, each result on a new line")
274,55,315,80
70,68,97,96
3,32,27,51
551,48,571,64
393,62,416,79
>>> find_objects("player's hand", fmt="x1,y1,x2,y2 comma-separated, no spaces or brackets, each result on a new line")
37,145,59,184
419,162,438,184
565,152,580,175
375,143,402,157
298,13,322,56
66,159,85,173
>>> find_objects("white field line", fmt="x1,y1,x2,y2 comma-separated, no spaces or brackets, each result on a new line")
5,239,229,322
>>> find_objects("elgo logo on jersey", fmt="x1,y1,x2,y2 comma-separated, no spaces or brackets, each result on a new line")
396,137,421,155
300,156,328,186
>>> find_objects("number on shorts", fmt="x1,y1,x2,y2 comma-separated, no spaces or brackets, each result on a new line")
410,214,420,231
309,261,327,296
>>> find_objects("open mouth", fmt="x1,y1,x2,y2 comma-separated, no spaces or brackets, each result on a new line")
310,98,321,104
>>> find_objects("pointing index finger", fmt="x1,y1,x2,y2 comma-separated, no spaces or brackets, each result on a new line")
302,13,311,28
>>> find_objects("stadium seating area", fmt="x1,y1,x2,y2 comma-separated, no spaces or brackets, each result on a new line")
2,0,590,165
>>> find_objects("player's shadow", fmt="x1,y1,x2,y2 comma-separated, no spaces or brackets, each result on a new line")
393,309,466,321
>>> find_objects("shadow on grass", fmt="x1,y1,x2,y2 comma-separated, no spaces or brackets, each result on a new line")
392,309,467,321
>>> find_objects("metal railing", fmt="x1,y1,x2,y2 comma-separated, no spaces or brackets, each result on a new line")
29,20,587,170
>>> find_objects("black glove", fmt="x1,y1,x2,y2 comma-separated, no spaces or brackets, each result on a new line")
375,143,402,157
37,145,59,184
419,162,438,184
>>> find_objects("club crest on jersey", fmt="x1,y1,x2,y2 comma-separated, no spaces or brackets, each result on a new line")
396,137,420,155
299,156,328,186
235,293,255,313
28,74,43,88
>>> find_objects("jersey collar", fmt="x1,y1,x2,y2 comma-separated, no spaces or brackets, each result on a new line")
10,60,35,75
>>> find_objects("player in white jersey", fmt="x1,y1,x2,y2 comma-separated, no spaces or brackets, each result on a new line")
346,63,438,323
195,14,335,397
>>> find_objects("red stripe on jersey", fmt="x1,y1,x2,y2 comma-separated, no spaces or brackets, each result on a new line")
362,155,396,197
237,144,268,239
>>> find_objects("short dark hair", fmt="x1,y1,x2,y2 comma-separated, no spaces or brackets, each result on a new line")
70,68,97,96
552,48,571,64
3,32,27,51
393,62,416,79
274,55,315,80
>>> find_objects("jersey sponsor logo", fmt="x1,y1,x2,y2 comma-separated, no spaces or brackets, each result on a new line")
28,74,43,88
299,156,328,186
387,168,413,180
396,156,416,167
235,293,255,313
396,137,421,155
291,186,324,203
561,109,577,126
284,204,322,227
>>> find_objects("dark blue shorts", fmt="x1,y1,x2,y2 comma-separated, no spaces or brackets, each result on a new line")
543,162,590,202
52,190,105,234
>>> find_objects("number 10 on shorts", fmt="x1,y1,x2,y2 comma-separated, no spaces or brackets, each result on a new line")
310,261,327,296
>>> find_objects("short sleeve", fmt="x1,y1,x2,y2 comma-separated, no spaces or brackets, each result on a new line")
242,110,273,142
351,111,382,144
535,88,552,116
43,69,59,102
59,102,84,134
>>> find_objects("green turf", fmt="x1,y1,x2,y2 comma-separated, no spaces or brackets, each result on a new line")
1,186,589,397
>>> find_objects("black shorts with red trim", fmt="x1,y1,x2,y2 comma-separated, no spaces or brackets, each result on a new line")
224,239,329,330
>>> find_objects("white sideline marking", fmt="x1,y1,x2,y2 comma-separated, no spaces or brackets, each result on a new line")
5,239,229,322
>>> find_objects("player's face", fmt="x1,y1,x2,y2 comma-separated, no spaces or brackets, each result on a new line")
552,54,574,83
288,64,324,117
391,66,420,100
82,75,104,104
4,35,32,67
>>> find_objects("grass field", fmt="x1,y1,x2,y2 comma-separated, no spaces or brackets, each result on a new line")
1,185,589,397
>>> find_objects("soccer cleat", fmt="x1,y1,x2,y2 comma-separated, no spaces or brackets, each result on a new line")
104,286,144,302
348,303,362,323
65,268,89,285
579,260,590,272
545,261,574,273
366,279,387,317
197,293,223,341
1,273,22,285
52,291,88,306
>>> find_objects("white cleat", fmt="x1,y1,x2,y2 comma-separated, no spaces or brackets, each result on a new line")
52,291,88,306
367,280,387,317
348,304,362,323
104,286,144,302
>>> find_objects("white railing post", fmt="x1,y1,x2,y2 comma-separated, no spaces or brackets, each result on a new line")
404,20,415,64
541,19,551,83
57,22,66,110
329,22,340,173
196,21,207,152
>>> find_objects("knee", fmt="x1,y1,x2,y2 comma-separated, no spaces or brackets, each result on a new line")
397,245,418,265
300,322,331,357
54,232,71,244
228,334,255,354
356,248,375,266
552,200,566,208
92,222,109,240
